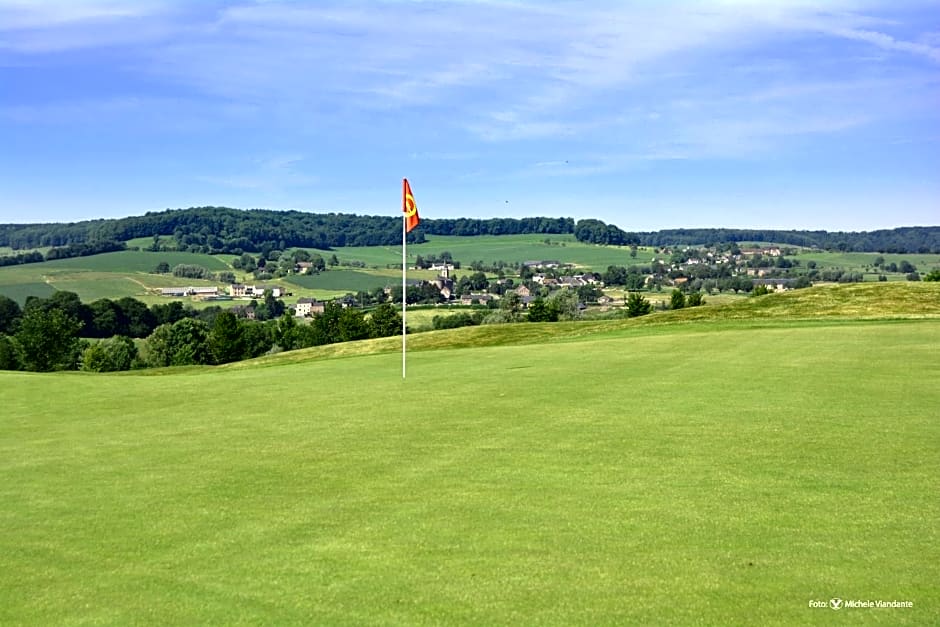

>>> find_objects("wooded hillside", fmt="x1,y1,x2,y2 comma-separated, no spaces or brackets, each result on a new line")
2,207,937,254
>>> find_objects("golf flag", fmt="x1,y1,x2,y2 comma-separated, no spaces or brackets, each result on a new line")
403,178,420,233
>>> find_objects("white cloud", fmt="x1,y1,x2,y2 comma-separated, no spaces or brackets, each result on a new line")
0,0,162,28
0,0,178,53
824,26,940,63
3,1,938,168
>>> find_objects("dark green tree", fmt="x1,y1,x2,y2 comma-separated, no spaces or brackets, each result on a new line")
117,297,156,338
527,297,559,322
209,311,244,364
0,295,22,334
500,292,523,321
88,298,125,338
241,322,274,358
150,301,189,326
25,291,91,335
369,303,401,338
274,312,300,350
310,302,344,345
0,334,20,370
15,307,83,371
625,292,652,318
81,336,138,372
670,289,686,310
550,289,580,321
147,318,211,367
469,272,488,291
577,284,603,303
338,307,370,342
236,253,257,272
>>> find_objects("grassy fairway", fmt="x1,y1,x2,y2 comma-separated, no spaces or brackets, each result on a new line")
1,314,938,624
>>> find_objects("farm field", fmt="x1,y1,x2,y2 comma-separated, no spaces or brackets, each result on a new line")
314,234,654,270
792,250,940,270
0,246,50,256
286,269,396,293
0,250,236,303
1,285,938,625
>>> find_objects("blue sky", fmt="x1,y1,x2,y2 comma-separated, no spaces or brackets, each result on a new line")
1,0,938,231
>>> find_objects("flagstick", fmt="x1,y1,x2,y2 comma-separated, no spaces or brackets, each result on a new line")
402,199,407,379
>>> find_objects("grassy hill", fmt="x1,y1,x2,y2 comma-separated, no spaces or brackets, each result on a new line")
1,284,938,624
321,233,653,270
0,250,235,303
4,231,937,308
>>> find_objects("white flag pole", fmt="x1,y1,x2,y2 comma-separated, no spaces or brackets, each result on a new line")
402,179,407,379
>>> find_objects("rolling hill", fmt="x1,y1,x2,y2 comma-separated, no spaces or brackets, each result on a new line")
1,283,938,624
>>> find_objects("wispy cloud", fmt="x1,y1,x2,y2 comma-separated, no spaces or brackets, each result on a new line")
0,0,176,52
0,0,163,29
824,25,940,63
2,0,938,230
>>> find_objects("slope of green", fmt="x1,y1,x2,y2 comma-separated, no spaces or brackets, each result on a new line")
0,251,235,303
0,281,56,303
38,250,234,272
285,269,393,292
660,281,940,322
1,318,937,625
221,282,940,369
318,234,653,269
794,250,940,271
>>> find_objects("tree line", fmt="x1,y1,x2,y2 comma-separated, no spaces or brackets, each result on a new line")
631,226,940,254
4,209,936,259
0,239,127,267
567,220,940,253
0,291,403,373
0,208,576,253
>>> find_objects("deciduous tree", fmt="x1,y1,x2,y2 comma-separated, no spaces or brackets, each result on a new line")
369,303,401,338
0,295,22,334
15,308,83,371
209,311,244,364
147,318,211,367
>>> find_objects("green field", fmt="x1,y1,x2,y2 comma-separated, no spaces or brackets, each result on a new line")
286,269,395,293
0,245,50,257
311,234,654,270
1,284,938,625
793,250,940,272
0,281,57,303
0,251,236,303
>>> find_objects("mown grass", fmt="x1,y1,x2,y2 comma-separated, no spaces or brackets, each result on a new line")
226,282,940,368
2,313,938,625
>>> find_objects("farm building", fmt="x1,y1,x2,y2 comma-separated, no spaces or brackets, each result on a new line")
294,297,325,317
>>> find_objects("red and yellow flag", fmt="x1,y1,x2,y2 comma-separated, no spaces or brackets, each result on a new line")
403,178,420,233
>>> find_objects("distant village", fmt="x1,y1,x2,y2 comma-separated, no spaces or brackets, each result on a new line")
152,244,814,318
